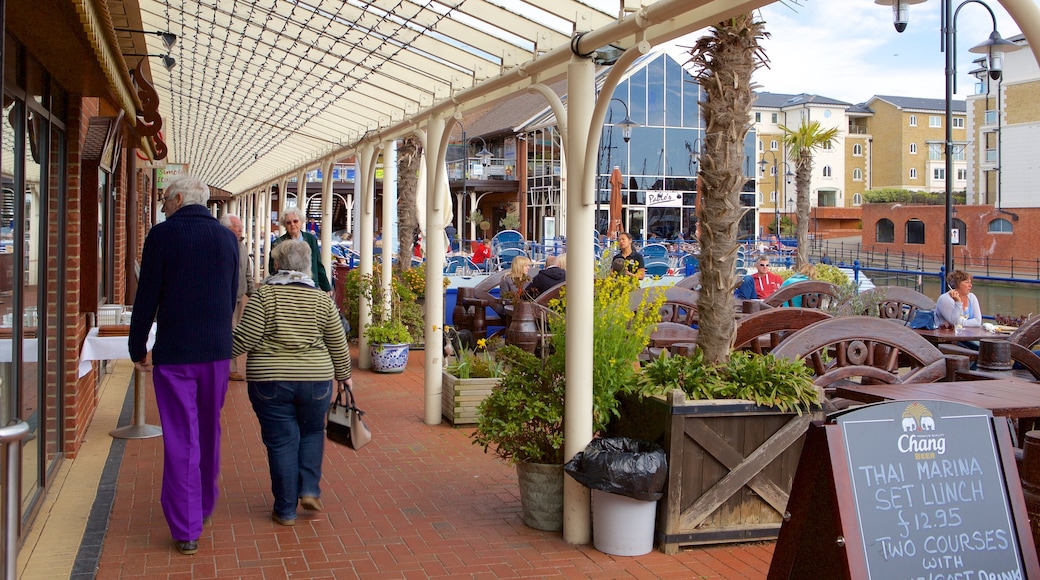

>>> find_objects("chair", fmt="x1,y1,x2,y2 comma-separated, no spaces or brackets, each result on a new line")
444,255,479,275
644,261,670,278
640,243,669,261
857,286,935,324
495,247,527,271
764,280,840,309
454,271,507,340
733,307,832,354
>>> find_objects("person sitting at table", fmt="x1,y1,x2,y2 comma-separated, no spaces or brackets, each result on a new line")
526,254,565,299
751,258,783,299
936,269,983,350
471,238,492,272
777,263,816,307
500,256,532,305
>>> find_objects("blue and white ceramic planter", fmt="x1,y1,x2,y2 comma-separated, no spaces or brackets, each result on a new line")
370,343,410,373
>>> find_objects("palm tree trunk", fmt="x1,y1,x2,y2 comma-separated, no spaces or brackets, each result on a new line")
686,14,767,365
795,151,812,270
396,136,422,272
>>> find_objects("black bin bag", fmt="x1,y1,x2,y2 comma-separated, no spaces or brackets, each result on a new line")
564,437,668,501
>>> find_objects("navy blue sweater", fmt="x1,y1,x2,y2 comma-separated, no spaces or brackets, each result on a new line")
128,205,240,364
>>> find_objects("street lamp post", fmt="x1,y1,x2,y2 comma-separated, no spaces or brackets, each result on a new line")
758,153,794,240
878,0,1021,276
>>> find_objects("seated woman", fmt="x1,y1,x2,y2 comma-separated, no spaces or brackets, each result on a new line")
500,256,532,305
936,269,983,350
778,263,817,307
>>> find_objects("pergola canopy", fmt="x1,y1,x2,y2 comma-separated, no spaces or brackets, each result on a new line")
108,0,774,193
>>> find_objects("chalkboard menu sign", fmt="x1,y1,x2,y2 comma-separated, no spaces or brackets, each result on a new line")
837,400,1026,579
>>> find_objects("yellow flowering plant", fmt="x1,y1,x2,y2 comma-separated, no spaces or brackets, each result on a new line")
444,329,505,379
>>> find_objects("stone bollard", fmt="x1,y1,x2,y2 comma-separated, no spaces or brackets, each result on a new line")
1019,431,1040,551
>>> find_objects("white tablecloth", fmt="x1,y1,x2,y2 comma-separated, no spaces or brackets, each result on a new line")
77,325,155,378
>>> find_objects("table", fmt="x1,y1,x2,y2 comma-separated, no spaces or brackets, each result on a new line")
648,323,698,348
834,378,1040,419
78,325,161,439
914,326,1010,344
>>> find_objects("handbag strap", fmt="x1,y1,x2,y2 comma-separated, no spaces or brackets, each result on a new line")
331,385,349,410
340,380,358,409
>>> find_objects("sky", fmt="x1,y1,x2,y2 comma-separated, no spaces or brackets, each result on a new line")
670,0,1025,106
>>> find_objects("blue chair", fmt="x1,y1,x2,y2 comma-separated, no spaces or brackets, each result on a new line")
641,243,669,261
445,255,479,275
645,261,671,278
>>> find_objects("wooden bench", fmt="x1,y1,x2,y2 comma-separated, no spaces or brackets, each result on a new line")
858,286,935,323
733,307,832,354
764,280,839,309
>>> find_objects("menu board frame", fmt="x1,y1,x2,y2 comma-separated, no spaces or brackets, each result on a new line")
767,401,1039,579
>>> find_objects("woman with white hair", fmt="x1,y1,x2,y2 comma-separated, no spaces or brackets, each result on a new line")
268,207,332,292
233,240,351,526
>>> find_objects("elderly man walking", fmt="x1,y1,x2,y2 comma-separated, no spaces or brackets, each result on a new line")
129,174,239,556
220,213,255,381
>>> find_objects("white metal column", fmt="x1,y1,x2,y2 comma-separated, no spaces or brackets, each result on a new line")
422,119,448,425
320,158,335,285
356,146,378,369
381,141,397,310
562,55,595,546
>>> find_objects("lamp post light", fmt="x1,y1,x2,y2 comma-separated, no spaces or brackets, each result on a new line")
610,98,638,143
877,0,1021,276
758,153,794,239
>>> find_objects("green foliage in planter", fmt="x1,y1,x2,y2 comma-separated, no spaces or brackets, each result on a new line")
365,318,412,347
472,345,565,464
551,275,664,433
637,350,819,414
341,269,425,340
499,213,521,231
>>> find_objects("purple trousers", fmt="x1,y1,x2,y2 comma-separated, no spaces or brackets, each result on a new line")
152,361,230,541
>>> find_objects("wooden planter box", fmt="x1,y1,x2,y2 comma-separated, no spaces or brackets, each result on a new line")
655,390,818,554
441,371,499,426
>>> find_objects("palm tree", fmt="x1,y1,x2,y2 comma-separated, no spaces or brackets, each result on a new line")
779,120,840,269
686,13,768,364
396,136,423,272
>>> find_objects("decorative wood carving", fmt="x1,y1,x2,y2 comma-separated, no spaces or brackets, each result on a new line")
134,60,168,160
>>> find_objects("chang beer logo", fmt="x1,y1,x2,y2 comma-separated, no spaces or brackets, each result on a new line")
897,402,946,458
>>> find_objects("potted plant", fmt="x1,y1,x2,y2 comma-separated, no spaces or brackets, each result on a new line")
631,349,822,553
442,332,506,425
355,273,414,373
470,274,663,531
472,344,566,531
499,213,520,231
366,317,412,373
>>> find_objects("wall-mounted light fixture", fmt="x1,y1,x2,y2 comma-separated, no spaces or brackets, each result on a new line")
124,53,176,72
114,28,177,51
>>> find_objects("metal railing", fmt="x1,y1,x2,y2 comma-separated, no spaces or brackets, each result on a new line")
0,421,29,579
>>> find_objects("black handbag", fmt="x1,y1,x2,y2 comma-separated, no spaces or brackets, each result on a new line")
327,381,372,450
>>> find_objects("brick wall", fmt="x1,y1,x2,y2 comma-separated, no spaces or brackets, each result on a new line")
861,202,1038,265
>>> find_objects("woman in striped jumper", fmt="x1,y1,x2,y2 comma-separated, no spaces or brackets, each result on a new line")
232,240,352,526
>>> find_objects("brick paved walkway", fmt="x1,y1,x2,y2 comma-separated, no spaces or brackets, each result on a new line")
95,348,774,579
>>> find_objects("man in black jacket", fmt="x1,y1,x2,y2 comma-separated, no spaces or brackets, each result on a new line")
129,174,239,556
526,254,566,298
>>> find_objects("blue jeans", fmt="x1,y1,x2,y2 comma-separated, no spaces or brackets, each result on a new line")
247,380,332,520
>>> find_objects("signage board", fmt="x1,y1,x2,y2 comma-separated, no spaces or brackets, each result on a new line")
837,401,1026,580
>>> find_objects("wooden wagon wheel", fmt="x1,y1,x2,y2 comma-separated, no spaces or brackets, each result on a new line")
771,317,948,389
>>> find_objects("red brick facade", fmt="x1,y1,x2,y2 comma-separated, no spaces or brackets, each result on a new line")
861,203,1038,266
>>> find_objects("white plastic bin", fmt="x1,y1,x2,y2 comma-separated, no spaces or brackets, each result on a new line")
592,489,658,556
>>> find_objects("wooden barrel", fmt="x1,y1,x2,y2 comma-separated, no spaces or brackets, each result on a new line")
506,301,540,353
